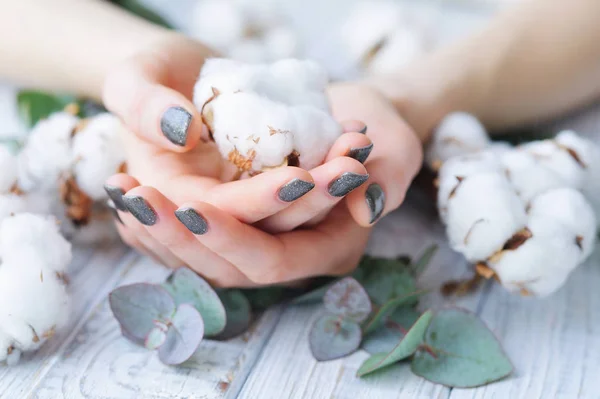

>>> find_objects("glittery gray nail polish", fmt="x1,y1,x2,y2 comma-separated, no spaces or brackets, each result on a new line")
104,185,128,211
160,106,192,146
359,125,368,134
365,183,385,223
278,178,315,202
328,172,369,197
175,208,208,235
123,195,157,226
347,143,373,164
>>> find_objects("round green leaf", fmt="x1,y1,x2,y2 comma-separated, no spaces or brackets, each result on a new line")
241,286,288,310
362,307,421,354
158,304,205,365
214,289,252,340
359,258,418,305
363,290,426,335
162,268,226,337
412,245,438,276
109,283,176,345
309,315,361,361
145,323,168,350
324,277,372,323
357,310,433,377
411,308,513,388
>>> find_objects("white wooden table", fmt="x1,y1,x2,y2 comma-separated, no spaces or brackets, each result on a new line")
2,1,600,397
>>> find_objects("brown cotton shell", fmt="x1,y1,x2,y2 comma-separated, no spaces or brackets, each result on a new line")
59,176,93,226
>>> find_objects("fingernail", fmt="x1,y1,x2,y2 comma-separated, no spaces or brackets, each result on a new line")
175,207,208,235
347,143,373,164
278,178,315,202
359,125,368,134
123,195,157,226
107,202,124,225
160,106,192,146
328,172,369,197
104,185,128,211
365,183,385,223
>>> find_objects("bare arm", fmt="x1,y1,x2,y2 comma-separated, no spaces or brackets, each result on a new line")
370,0,600,140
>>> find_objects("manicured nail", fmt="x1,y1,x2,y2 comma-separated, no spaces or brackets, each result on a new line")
278,178,315,202
365,183,385,223
359,125,367,134
122,195,157,226
160,106,192,146
107,202,124,225
328,172,369,197
347,143,373,164
104,185,128,211
175,207,208,235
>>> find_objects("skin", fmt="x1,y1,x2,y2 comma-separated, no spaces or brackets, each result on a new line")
2,0,600,286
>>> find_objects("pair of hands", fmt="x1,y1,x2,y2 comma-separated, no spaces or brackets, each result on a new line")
102,35,423,287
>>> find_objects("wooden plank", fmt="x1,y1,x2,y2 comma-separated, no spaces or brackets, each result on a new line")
238,193,486,399
0,244,129,398
28,254,283,399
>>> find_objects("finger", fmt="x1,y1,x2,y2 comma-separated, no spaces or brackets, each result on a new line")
340,119,368,134
122,185,252,287
202,167,315,223
102,54,205,152
325,132,373,164
258,157,369,233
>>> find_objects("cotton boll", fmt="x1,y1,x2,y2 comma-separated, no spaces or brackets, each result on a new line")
426,112,490,170
488,141,513,157
232,0,282,28
61,206,119,245
500,150,566,204
17,112,78,192
446,172,527,262
190,0,245,51
229,39,268,63
487,216,581,297
367,27,425,75
71,113,126,200
0,146,17,192
520,139,586,188
528,188,596,261
263,27,299,61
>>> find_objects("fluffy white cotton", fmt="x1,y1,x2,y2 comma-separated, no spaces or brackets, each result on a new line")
366,27,425,74
71,113,126,200
262,27,300,61
0,192,52,224
0,146,17,192
445,172,527,262
190,0,245,51
17,112,78,192
426,112,490,170
520,139,586,188
0,214,71,364
194,58,341,173
528,188,596,261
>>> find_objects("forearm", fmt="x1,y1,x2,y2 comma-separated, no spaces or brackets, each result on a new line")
370,0,600,140
0,0,174,99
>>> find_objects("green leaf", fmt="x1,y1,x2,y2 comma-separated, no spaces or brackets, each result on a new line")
17,91,79,128
412,245,438,276
158,304,204,365
291,269,366,306
357,310,433,377
309,315,361,361
359,258,417,305
362,290,426,335
241,286,288,310
109,283,176,345
411,308,513,388
324,277,372,323
144,323,168,350
110,0,173,28
362,307,422,354
214,289,252,340
162,268,226,337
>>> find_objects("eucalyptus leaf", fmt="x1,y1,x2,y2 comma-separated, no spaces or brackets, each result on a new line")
162,268,226,337
145,324,168,350
158,304,205,365
357,311,433,377
241,286,288,310
324,277,372,323
362,307,422,354
292,269,366,306
412,245,438,276
214,289,252,340
17,90,80,127
109,283,175,345
363,290,426,335
411,308,513,388
309,315,362,361
360,258,417,305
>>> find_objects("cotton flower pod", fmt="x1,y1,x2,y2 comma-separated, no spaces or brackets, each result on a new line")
366,27,425,75
425,112,490,170
500,150,565,204
229,39,268,63
528,188,596,262
486,215,581,297
488,141,513,157
17,112,78,192
194,59,341,174
262,27,300,61
0,146,17,193
190,0,245,51
445,172,527,262
71,113,126,200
